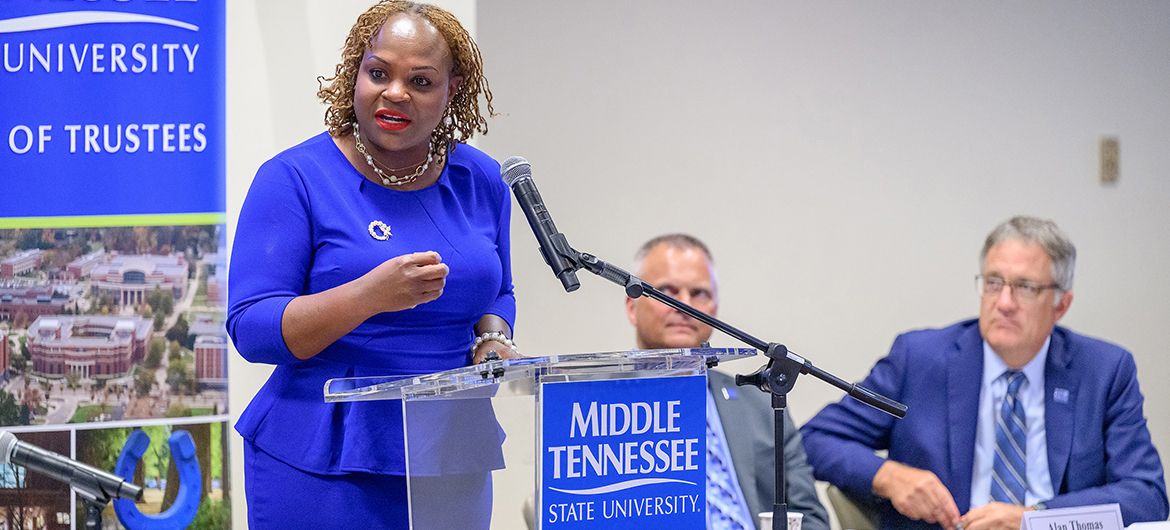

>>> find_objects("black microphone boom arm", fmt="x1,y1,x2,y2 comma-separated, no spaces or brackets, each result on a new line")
574,248,906,529
575,251,907,417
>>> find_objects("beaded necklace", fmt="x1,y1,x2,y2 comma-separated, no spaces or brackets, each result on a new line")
352,122,438,187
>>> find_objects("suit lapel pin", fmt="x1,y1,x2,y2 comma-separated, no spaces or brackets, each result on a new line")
1054,388,1070,404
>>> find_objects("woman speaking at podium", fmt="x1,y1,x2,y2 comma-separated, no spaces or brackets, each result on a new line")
227,2,518,527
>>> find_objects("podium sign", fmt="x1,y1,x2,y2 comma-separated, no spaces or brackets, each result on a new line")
539,376,706,528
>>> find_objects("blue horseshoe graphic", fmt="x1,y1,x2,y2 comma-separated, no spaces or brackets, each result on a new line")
113,429,203,530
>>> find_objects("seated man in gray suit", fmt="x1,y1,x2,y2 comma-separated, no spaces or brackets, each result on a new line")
625,233,830,530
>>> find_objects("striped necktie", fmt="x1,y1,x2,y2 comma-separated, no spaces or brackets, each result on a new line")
991,370,1027,505
706,392,754,530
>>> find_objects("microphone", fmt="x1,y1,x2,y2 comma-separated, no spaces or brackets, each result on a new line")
0,431,143,502
501,156,580,292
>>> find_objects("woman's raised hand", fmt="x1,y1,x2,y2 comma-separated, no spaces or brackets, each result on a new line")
366,251,449,313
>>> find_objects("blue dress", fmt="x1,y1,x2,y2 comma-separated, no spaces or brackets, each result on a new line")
228,132,515,525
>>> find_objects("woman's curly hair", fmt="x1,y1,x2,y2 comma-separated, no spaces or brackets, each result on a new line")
317,1,494,157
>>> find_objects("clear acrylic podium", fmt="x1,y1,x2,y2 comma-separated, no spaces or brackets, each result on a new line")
324,347,755,529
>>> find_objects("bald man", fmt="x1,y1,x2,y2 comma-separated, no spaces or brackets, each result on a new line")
626,233,829,530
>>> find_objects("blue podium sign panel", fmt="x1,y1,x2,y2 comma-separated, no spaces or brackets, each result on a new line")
539,375,707,529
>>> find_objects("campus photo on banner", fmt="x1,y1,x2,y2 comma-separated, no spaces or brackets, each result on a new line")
1,1,227,528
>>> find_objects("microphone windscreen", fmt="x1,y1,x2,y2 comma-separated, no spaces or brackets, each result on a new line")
0,431,15,465
500,156,531,186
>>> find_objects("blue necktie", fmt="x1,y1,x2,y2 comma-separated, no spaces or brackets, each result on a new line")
706,392,754,530
991,370,1027,505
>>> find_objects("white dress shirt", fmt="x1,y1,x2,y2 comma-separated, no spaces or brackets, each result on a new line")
970,338,1055,508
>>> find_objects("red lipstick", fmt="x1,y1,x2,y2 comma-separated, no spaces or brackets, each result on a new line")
375,109,411,131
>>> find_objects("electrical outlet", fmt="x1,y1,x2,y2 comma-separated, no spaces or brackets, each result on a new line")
1100,136,1119,184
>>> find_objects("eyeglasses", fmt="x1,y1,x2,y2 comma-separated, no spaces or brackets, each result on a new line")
976,275,1060,302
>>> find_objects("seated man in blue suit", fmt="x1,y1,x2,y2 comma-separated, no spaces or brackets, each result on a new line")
800,216,1167,530
625,233,830,530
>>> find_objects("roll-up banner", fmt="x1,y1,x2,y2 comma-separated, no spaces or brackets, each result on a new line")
1,1,228,528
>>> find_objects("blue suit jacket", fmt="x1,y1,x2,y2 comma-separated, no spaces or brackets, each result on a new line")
800,319,1167,528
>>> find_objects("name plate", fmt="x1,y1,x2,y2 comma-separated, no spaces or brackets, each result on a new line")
1021,503,1123,530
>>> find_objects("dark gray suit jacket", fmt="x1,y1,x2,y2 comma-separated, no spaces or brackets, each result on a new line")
709,370,830,530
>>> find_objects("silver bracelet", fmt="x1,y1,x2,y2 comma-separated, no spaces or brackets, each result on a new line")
471,331,517,355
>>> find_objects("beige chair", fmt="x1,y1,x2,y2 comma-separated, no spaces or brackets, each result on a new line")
826,484,881,530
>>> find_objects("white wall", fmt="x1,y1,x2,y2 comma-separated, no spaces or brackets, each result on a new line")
474,0,1170,444
229,1,1170,527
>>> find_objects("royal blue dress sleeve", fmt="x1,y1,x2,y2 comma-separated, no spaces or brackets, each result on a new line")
226,156,310,366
